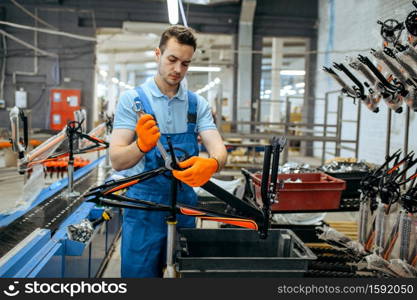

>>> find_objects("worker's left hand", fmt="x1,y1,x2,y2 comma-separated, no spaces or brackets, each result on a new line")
172,156,219,187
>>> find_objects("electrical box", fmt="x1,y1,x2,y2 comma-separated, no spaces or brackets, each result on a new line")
50,89,81,131
15,88,28,108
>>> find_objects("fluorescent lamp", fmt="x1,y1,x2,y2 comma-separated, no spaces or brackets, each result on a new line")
145,62,157,69
264,89,271,95
167,0,179,25
283,85,293,90
295,82,305,88
280,70,305,76
99,70,108,78
188,66,221,72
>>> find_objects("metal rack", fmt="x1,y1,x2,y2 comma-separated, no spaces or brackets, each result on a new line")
216,90,361,166
385,105,412,157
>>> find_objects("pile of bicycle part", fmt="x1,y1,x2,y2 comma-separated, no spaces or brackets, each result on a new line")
324,1,417,114
314,150,417,278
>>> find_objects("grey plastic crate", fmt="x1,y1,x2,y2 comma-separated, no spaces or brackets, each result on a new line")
176,228,316,278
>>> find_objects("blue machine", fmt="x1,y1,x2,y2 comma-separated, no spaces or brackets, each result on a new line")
0,157,122,278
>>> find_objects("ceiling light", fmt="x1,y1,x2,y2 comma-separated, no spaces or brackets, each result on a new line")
99,70,108,78
188,66,221,72
167,0,179,25
295,82,305,88
280,70,306,76
111,77,119,84
145,62,157,69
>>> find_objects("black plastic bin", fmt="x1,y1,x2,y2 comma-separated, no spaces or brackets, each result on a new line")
324,171,369,199
176,228,316,278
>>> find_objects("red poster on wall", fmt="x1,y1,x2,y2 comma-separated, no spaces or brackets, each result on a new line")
50,89,81,131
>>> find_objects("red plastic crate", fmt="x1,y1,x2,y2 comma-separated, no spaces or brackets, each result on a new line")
251,173,346,211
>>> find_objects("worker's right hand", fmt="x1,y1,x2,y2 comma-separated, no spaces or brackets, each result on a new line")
135,114,160,153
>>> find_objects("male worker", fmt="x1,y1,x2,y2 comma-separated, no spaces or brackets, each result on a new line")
110,25,227,278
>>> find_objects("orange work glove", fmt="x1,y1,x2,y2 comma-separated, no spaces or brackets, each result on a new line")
172,156,219,187
135,114,160,153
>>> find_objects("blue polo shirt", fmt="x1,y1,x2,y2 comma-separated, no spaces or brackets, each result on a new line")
112,77,217,176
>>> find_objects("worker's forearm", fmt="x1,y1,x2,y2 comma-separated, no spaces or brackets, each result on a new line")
110,142,145,171
209,146,227,172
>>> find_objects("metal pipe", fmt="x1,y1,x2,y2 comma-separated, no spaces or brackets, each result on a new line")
283,97,291,163
355,97,362,159
404,106,410,156
0,35,6,99
401,106,411,187
322,92,329,164
66,126,76,196
220,120,338,127
64,125,80,199
165,222,176,278
340,145,356,152
10,0,57,30
165,163,178,278
0,21,96,42
221,132,357,142
178,0,188,27
68,163,74,193
335,94,343,157
386,108,392,157
216,83,223,133
24,128,66,164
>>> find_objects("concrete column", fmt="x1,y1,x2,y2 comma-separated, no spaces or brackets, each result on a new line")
237,0,256,133
107,53,116,116
270,38,284,123
221,67,233,120
232,34,238,129
207,69,216,109
128,70,136,87
92,68,98,126
251,35,262,130
301,37,318,157
120,64,127,87
210,67,233,121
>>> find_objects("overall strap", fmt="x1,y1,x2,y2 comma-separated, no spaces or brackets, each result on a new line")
187,91,198,133
134,86,156,118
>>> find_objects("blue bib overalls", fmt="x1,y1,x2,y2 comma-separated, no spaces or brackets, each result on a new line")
121,87,199,278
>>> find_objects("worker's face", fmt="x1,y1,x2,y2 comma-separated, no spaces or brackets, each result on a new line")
155,38,194,86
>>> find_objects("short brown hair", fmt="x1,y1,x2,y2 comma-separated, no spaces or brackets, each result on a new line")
159,25,197,53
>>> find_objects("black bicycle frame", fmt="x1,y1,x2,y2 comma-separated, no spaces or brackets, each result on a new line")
85,136,286,238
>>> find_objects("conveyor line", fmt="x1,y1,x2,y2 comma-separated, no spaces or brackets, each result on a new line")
0,157,105,257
